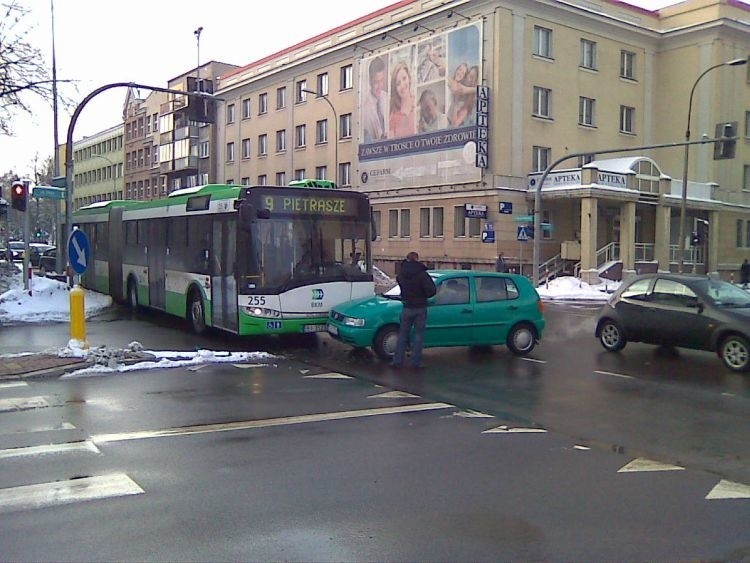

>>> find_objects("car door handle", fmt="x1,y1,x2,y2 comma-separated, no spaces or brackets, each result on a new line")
461,308,472,314
508,305,518,310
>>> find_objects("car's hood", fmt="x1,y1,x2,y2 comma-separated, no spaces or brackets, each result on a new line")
332,294,401,316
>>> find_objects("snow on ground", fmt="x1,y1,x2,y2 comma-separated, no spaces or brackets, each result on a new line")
535,275,619,301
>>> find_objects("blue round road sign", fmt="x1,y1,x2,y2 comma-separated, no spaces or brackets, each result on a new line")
67,229,90,274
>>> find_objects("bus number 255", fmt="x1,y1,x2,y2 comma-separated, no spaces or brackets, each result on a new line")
248,296,266,306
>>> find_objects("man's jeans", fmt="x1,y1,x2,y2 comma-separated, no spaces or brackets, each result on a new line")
393,307,427,367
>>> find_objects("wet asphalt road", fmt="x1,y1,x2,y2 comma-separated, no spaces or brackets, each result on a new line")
1,302,749,560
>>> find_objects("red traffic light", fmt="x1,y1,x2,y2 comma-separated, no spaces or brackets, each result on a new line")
11,181,27,212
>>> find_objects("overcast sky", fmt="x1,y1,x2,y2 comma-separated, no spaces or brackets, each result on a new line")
1,0,695,179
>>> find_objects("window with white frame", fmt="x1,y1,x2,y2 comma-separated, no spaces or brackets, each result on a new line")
241,177,250,185
372,210,381,239
241,138,251,159
315,165,327,180
400,209,410,237
339,162,351,186
276,87,286,109
389,209,399,237
744,110,750,138
226,142,235,162
577,154,595,167
226,103,236,124
316,73,329,96
743,164,750,191
259,92,268,114
258,174,267,185
296,79,307,103
294,168,305,180
620,105,635,133
433,208,444,237
316,119,328,144
420,208,431,237
533,146,550,172
258,134,267,156
453,206,466,237
533,26,552,58
242,98,251,120
620,50,635,79
533,86,551,118
579,96,595,126
199,141,209,158
275,172,286,185
340,113,352,138
580,39,597,70
340,64,353,90
276,129,286,152
295,124,306,148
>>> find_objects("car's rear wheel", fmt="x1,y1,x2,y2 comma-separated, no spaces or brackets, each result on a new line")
373,325,399,360
719,334,750,372
507,323,536,356
599,319,626,352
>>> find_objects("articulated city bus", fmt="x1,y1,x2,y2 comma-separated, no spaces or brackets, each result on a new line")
73,183,375,335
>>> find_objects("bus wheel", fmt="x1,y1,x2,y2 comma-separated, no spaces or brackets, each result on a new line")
188,291,207,334
127,278,139,311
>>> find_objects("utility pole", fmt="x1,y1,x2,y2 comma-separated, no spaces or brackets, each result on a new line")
194,26,203,186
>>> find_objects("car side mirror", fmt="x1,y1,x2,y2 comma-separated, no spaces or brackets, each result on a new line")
686,297,704,313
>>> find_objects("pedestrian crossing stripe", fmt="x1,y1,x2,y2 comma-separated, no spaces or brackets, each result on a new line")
0,473,143,513
706,479,750,500
0,440,100,460
0,396,50,413
482,425,547,433
368,391,421,399
0,381,28,390
304,372,352,379
618,458,684,472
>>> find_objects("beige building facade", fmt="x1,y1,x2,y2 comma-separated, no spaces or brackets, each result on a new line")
214,0,750,282
70,123,124,210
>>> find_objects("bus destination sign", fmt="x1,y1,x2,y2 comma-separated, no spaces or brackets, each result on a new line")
260,193,357,217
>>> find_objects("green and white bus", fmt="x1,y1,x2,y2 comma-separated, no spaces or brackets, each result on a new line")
72,183,375,336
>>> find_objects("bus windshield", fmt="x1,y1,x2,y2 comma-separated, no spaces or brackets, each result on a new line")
240,215,371,294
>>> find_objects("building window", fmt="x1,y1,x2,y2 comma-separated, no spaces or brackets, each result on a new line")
226,103,236,124
241,138,251,159
433,207,444,237
388,209,410,238
400,209,410,237
242,98,251,119
420,208,431,237
580,39,597,70
339,162,351,186
340,64,353,90
258,134,267,156
315,165,327,180
744,110,750,138
469,217,481,238
316,73,329,96
340,113,352,138
294,168,305,180
533,86,551,118
533,26,552,58
533,146,550,172
259,92,268,114
258,174,267,186
453,206,466,237
372,210,381,239
295,124,306,148
276,86,286,109
199,141,209,158
743,164,750,191
316,119,328,144
226,142,235,162
620,105,635,134
389,209,399,237
579,97,595,126
240,177,249,185
296,79,308,103
276,129,286,152
577,153,596,167
620,50,635,80
275,172,286,185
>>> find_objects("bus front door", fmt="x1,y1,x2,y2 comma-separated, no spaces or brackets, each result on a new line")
211,219,238,332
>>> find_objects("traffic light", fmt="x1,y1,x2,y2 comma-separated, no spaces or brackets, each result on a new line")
11,181,27,212
713,122,737,160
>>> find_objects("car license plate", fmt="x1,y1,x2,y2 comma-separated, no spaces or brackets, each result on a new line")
303,324,327,333
327,324,338,335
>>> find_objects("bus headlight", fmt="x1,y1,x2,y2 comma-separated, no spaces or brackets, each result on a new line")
342,316,365,327
244,306,282,318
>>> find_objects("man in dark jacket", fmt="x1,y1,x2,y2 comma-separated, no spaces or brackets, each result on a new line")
392,252,437,369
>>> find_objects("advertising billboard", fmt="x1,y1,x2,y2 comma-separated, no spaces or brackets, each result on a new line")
358,22,483,189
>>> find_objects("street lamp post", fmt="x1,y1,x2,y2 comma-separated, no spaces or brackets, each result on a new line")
194,27,203,186
677,57,747,274
303,88,338,185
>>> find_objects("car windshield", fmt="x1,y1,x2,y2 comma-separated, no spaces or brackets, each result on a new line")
699,279,750,308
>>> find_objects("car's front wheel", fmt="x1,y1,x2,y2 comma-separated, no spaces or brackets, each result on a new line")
507,323,536,356
373,325,399,361
719,334,750,372
598,319,626,352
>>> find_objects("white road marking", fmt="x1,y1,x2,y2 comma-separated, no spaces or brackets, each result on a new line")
187,364,208,371
454,410,494,418
0,381,28,390
0,422,75,436
304,372,352,379
232,363,266,369
705,479,750,500
520,357,546,364
618,458,684,472
92,402,454,444
574,445,591,450
0,396,50,412
368,390,421,399
0,440,101,460
482,425,547,434
594,370,634,380
0,473,143,513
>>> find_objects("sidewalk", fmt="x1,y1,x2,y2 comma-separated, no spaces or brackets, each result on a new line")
0,353,91,379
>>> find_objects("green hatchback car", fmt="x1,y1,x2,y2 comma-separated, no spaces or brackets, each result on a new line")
327,270,546,360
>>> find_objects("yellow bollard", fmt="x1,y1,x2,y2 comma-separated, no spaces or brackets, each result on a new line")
70,284,88,348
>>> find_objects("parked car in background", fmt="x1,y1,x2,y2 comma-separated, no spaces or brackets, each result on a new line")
327,270,546,361
7,241,25,261
29,243,54,267
595,273,750,372
37,247,58,275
